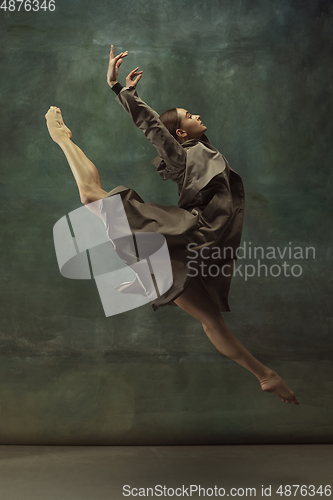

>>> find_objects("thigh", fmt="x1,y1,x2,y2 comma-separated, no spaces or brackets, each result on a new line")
174,277,222,325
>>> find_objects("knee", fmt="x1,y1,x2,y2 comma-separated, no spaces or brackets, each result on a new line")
80,185,105,205
201,314,223,336
79,185,94,205
80,193,99,206
80,192,91,205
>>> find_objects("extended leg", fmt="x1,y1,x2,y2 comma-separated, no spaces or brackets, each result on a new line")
45,107,107,216
174,278,300,405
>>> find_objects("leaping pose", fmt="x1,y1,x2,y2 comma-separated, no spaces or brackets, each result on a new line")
45,45,300,405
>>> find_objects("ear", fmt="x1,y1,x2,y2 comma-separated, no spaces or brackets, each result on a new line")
176,128,187,140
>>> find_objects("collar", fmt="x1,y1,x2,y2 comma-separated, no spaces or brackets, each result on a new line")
181,134,211,148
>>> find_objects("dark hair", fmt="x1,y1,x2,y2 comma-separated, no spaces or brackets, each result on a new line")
159,108,182,143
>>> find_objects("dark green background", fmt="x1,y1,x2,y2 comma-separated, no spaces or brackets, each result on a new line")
0,0,332,444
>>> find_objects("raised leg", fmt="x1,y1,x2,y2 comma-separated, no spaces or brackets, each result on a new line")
174,278,300,405
45,107,108,216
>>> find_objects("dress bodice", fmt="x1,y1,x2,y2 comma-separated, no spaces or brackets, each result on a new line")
185,172,229,212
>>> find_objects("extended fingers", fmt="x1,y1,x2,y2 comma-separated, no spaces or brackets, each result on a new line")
111,50,128,62
128,66,143,76
134,73,143,84
118,50,128,59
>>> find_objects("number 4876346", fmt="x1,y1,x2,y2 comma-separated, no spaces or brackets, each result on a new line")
1,0,55,11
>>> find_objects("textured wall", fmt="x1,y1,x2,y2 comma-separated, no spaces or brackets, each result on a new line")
0,0,332,444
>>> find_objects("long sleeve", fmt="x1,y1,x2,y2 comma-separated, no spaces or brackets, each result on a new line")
115,86,186,181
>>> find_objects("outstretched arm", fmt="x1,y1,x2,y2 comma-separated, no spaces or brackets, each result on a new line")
107,45,186,173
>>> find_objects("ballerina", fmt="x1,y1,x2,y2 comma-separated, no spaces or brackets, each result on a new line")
45,44,300,405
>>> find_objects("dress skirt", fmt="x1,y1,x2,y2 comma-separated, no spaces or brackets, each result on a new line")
98,173,244,312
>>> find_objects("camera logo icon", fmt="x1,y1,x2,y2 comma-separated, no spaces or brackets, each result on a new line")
53,195,173,316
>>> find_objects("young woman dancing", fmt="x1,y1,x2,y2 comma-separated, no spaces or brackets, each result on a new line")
45,45,300,405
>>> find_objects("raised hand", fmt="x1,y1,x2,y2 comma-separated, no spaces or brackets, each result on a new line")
126,67,143,89
107,44,128,87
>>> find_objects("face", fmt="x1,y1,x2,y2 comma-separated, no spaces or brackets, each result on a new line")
176,108,207,141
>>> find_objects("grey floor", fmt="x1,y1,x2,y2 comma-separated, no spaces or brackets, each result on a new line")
0,445,332,499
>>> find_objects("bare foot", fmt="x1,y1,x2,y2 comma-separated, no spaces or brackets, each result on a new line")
260,370,300,405
45,106,72,144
